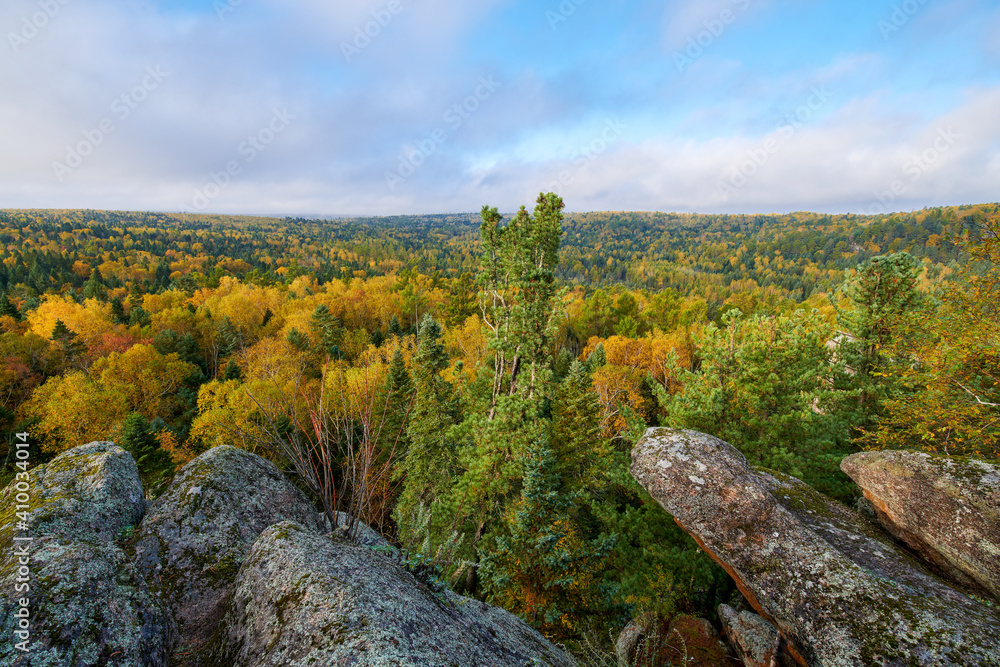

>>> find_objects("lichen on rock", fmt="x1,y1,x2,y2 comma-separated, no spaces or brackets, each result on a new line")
630,428,1000,666
207,520,577,667
842,449,1000,602
131,445,327,662
718,603,783,667
0,442,172,667
0,441,145,550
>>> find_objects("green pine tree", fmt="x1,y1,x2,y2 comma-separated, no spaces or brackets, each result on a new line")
0,291,20,321
388,314,403,337
394,314,461,537
223,357,243,381
379,348,415,459
286,326,311,351
110,297,127,324
479,442,618,639
83,267,105,299
586,342,607,371
549,360,612,492
310,304,343,356
51,319,85,365
118,412,174,492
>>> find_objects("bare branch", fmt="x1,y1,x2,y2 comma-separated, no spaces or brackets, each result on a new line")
954,379,1000,407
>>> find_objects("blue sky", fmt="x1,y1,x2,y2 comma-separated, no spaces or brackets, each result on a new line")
1,0,997,216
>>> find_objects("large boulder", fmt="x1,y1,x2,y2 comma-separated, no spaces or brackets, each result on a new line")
208,520,577,667
631,428,1000,666
0,442,172,667
1,441,145,544
841,449,1000,602
132,445,326,661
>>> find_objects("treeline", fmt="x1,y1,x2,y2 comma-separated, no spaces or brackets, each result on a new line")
0,200,997,660
2,204,994,311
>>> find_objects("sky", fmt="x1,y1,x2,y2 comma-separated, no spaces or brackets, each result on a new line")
0,0,998,217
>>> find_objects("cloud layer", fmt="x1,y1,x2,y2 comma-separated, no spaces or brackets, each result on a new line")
1,0,997,215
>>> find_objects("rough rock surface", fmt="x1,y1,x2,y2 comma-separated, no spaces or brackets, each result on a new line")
615,612,734,667
1,441,145,545
718,604,781,667
841,449,1000,601
0,442,172,667
208,520,577,667
132,445,326,660
631,428,1000,666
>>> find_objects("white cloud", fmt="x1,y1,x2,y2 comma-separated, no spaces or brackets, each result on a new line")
0,0,996,217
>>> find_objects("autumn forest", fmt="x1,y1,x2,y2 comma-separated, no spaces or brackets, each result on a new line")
1,198,998,653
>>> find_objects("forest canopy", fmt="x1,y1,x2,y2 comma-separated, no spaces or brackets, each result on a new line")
1,200,997,655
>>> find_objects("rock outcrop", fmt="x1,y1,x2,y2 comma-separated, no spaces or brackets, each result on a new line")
132,445,327,660
0,442,173,667
718,604,783,667
631,428,1000,666
841,449,1000,602
2,442,573,667
208,520,576,667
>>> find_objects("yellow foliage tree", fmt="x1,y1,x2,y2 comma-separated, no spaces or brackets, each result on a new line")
92,344,198,419
25,372,128,452
27,295,116,344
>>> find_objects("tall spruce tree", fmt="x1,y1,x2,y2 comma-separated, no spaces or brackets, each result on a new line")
379,347,415,460
478,443,617,639
394,314,460,537
549,360,612,493
0,291,19,321
309,304,343,357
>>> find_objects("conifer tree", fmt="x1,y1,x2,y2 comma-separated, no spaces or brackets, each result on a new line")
387,314,403,337
310,304,343,356
549,360,612,492
394,314,460,536
379,348,414,458
552,348,573,383
586,342,607,372
110,297,127,324
479,443,617,638
0,291,20,321
286,327,311,351
118,412,174,490
223,357,243,381
837,252,922,405
51,319,85,366
83,267,105,299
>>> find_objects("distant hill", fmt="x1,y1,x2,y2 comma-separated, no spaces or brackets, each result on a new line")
2,203,997,301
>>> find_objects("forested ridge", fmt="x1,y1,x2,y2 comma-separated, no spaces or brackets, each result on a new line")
1,199,998,659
